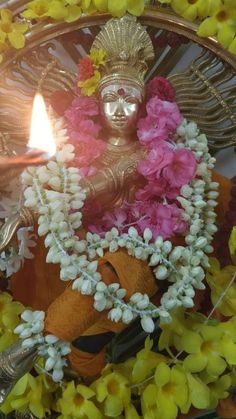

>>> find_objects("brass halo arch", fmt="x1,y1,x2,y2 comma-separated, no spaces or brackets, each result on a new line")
0,6,235,151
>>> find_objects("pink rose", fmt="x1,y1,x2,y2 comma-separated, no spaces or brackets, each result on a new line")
138,143,174,180
163,148,197,188
146,76,176,102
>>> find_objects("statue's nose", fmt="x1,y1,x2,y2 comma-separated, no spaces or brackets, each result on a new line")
114,100,125,116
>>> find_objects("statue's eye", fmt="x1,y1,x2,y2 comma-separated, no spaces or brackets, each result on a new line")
125,97,139,105
103,93,117,103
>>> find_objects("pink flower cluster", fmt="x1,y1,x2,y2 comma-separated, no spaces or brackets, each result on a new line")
88,201,187,240
65,94,106,174
137,96,182,147
89,77,197,240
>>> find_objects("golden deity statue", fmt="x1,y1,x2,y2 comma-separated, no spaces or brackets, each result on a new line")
0,14,235,396
80,15,154,210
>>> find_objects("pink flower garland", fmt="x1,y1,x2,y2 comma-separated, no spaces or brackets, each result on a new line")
64,93,106,176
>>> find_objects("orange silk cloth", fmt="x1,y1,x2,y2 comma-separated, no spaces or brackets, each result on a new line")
11,172,232,377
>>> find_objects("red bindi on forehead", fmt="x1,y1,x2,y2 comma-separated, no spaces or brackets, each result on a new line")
117,88,125,96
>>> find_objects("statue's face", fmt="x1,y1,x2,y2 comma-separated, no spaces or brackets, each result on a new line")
100,83,143,135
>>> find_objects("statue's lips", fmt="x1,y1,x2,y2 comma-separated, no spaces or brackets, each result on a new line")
112,116,127,122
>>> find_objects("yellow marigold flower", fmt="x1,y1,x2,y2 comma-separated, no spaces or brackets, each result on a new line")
0,9,28,50
181,325,227,377
229,226,236,256
197,0,236,48
78,69,101,96
206,258,236,316
92,371,131,417
90,48,106,67
57,381,102,418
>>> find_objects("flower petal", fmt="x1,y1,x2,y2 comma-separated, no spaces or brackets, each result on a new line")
127,0,144,16
108,0,127,17
8,31,25,49
183,353,207,373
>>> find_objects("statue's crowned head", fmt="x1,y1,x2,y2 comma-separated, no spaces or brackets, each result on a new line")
92,15,155,134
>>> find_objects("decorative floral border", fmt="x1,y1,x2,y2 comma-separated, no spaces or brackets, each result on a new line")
0,0,236,64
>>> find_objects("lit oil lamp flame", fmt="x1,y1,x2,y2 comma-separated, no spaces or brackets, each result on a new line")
28,93,56,158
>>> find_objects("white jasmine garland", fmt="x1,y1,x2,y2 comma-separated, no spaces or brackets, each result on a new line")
20,114,219,334
14,310,71,382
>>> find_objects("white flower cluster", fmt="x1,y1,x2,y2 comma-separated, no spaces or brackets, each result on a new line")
21,118,218,334
14,309,71,382
0,228,36,278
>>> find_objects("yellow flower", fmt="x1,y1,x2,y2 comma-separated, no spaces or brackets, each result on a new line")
186,373,210,410
22,0,51,19
229,226,236,256
218,317,236,366
181,325,227,377
132,337,167,384
206,258,236,316
57,381,102,419
90,48,106,67
208,374,232,409
0,32,8,63
78,69,101,96
22,0,80,22
92,371,131,417
93,0,145,17
1,373,55,418
142,363,188,419
124,404,140,419
159,308,188,351
155,363,188,418
197,0,236,48
92,0,108,12
0,9,28,50
170,0,222,22
108,0,144,18
0,291,24,331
